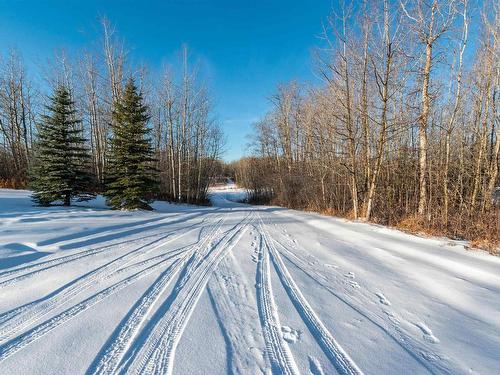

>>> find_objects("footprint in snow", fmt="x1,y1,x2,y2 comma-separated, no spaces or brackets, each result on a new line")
348,281,360,289
345,272,355,279
281,326,300,343
325,263,339,269
415,322,440,344
384,310,396,318
251,255,258,263
421,351,443,362
249,346,265,364
375,292,391,306
308,356,325,375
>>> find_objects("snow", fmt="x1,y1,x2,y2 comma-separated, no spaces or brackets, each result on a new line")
0,187,499,374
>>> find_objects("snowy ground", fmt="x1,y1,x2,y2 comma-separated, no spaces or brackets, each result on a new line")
0,186,499,375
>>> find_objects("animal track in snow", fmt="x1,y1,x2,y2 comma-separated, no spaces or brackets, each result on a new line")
375,292,391,306
345,272,355,279
281,326,300,343
416,322,440,344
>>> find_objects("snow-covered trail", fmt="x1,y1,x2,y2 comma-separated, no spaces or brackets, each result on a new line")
0,187,499,374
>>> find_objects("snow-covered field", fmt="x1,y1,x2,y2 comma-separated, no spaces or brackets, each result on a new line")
0,186,499,375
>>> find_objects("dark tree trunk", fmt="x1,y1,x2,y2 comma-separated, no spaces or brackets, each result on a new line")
64,193,71,206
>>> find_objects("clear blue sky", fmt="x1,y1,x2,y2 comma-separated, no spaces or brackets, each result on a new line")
0,0,333,161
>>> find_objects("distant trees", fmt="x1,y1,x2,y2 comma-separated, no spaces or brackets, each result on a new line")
0,51,36,187
30,86,92,206
236,0,499,249
0,19,223,208
105,79,157,210
152,46,224,204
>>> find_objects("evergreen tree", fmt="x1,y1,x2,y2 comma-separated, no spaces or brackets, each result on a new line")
30,86,93,206
105,78,157,210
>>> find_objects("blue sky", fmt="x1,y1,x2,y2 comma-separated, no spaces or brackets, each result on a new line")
0,0,333,161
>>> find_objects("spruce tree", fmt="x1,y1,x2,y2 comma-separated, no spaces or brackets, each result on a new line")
105,78,157,210
30,86,93,206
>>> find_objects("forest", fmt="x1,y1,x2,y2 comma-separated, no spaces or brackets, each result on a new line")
0,19,223,205
232,0,499,250
0,0,498,249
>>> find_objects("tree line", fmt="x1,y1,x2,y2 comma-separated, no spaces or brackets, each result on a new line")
234,0,499,250
0,19,223,206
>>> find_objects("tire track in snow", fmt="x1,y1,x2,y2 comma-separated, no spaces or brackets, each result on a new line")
0,215,220,344
35,210,203,249
0,211,213,288
86,216,227,374
0,218,226,363
0,246,108,284
0,240,139,288
122,212,251,375
0,255,180,363
148,217,250,375
269,227,456,375
257,215,363,375
255,222,300,375
205,242,268,374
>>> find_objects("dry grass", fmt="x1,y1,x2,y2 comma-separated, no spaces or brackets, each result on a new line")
0,178,27,189
395,214,499,255
266,202,499,255
396,215,443,237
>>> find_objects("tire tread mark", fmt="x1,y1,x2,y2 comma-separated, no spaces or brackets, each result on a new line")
255,219,300,375
87,217,227,374
124,213,250,375
258,215,363,375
